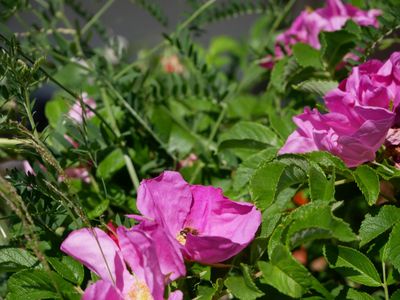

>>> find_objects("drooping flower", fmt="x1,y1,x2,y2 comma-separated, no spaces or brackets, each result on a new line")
136,171,261,264
61,227,182,300
68,92,96,124
261,0,380,68
280,57,398,167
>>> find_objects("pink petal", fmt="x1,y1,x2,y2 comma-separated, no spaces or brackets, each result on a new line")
117,226,165,300
83,280,122,300
168,290,184,300
137,171,192,237
60,228,129,293
136,221,186,281
183,186,261,263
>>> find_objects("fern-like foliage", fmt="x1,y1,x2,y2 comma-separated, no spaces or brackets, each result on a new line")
162,31,231,101
193,0,271,26
130,0,168,27
65,0,108,40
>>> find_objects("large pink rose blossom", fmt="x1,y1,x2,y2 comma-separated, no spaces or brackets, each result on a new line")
261,0,380,68
280,55,400,167
136,171,261,264
61,227,183,300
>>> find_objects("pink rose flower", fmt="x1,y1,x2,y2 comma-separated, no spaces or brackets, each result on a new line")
280,56,400,167
68,93,96,124
136,171,261,264
61,227,182,300
262,0,380,68
279,107,394,167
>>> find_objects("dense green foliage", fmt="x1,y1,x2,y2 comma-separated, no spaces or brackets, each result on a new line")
2,0,400,299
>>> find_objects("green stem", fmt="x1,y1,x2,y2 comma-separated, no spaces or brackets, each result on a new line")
382,261,390,300
207,102,227,145
0,138,25,146
100,88,140,190
177,0,216,32
334,178,353,186
82,0,115,34
104,81,177,161
23,87,39,139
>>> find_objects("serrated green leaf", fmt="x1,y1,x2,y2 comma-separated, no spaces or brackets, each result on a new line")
292,43,323,69
6,269,79,300
250,161,286,210
293,80,338,97
320,30,357,70
48,256,84,285
346,288,375,300
387,223,400,272
269,244,332,299
0,248,39,272
324,245,381,287
233,148,277,192
308,163,335,202
353,165,380,205
225,265,264,300
359,205,400,246
258,261,304,298
287,202,356,248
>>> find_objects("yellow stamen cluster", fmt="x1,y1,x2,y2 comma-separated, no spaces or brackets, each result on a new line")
126,279,153,300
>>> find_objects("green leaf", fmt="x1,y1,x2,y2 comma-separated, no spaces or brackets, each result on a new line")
225,268,264,300
308,163,335,202
219,121,281,150
168,124,197,156
258,261,304,298
96,148,126,180
233,148,277,191
346,288,375,300
48,256,84,285
353,165,380,205
387,223,400,272
292,80,338,97
0,248,39,272
250,161,286,210
269,244,332,299
359,205,400,246
286,202,356,248
6,269,79,300
391,289,400,300
45,97,69,128
324,245,381,287
320,30,357,70
292,43,323,69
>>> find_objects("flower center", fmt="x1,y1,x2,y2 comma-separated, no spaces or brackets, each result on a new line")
176,227,199,245
126,279,153,300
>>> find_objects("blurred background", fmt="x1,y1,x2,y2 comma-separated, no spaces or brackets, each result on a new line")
6,0,320,47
